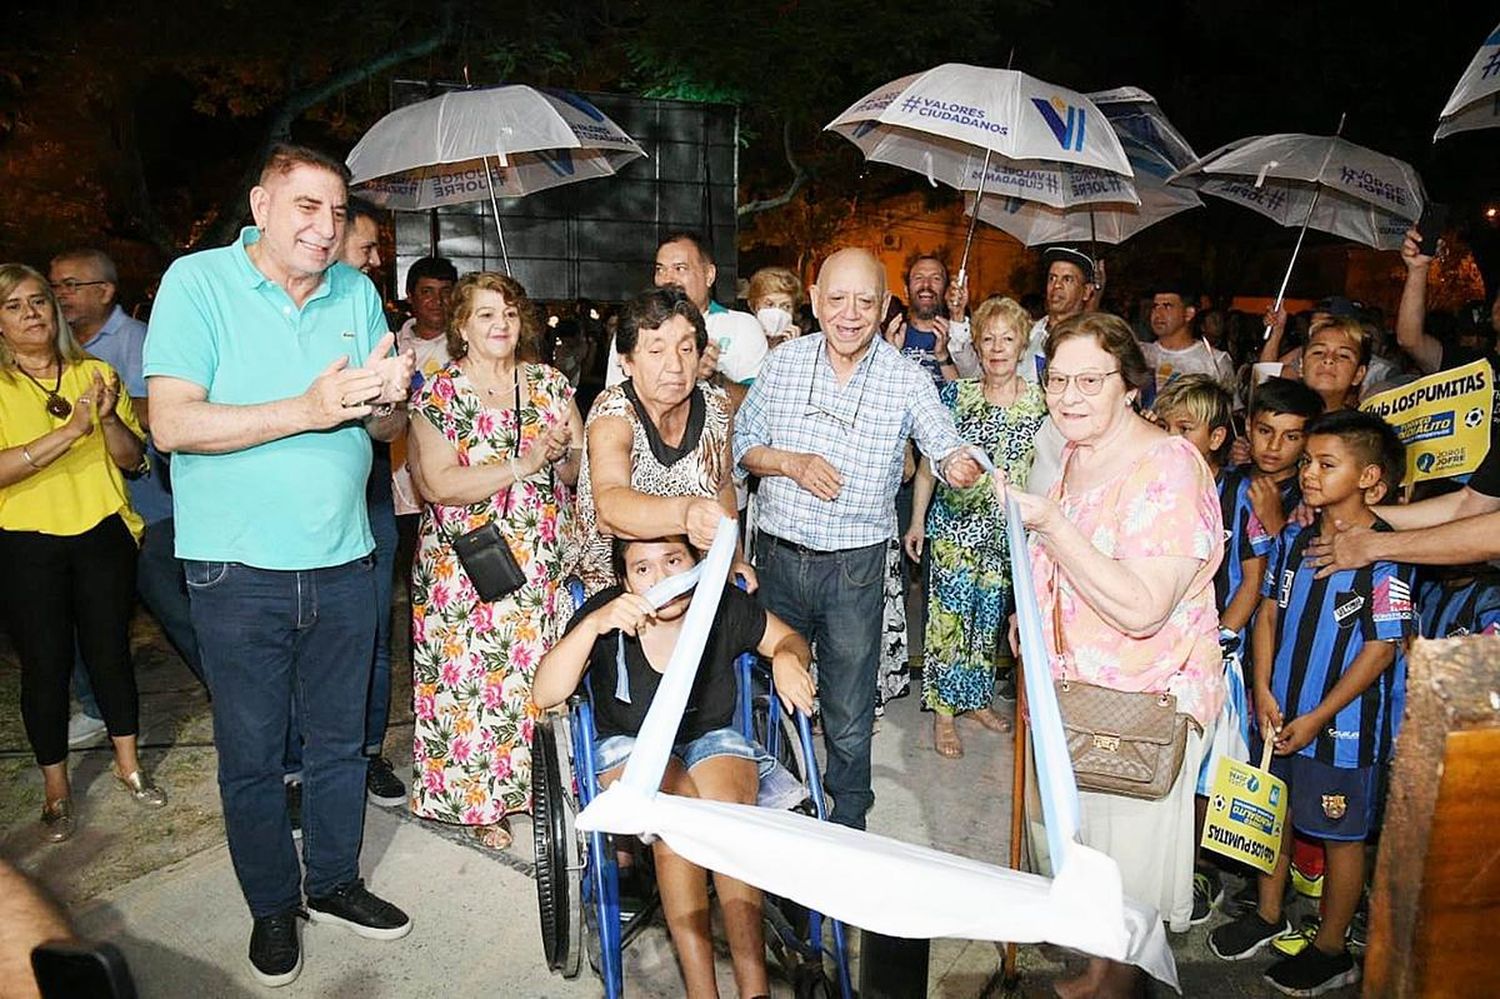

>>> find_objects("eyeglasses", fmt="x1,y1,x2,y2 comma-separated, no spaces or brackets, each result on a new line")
1042,369,1120,396
50,279,106,293
804,352,873,429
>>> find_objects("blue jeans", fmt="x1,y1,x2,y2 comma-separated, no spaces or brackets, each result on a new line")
754,535,885,829
284,458,398,771
186,556,376,917
74,517,204,719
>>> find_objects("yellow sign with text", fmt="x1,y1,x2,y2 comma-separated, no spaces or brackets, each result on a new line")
1200,745,1287,875
1361,359,1493,484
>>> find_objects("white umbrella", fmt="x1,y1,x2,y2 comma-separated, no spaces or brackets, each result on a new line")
1436,22,1500,140
1170,124,1425,332
825,63,1134,283
965,88,1202,247
346,86,646,273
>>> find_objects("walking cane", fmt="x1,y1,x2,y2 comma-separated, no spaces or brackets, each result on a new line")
1003,652,1027,990
982,651,1029,998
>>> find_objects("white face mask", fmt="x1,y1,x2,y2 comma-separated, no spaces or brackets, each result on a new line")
756,306,792,337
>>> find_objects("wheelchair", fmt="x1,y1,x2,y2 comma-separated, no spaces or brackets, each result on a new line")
532,581,854,998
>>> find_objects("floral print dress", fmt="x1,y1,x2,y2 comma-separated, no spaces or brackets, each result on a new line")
409,362,574,824
923,379,1048,713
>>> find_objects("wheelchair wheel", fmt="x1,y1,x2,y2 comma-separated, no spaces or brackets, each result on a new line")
751,694,807,785
531,715,582,977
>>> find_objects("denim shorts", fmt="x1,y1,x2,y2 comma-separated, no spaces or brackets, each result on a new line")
594,725,774,779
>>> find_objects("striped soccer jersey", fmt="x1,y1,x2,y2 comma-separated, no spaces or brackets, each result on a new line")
1262,516,1416,767
1417,574,1500,638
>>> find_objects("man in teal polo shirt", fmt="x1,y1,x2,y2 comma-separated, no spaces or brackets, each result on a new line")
145,143,415,987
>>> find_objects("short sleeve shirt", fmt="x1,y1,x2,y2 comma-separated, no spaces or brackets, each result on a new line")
1032,435,1227,727
143,227,387,569
566,584,767,742
0,357,145,540
1262,517,1415,766
84,306,173,525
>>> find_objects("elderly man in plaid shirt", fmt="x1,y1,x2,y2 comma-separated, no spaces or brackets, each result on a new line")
735,248,983,829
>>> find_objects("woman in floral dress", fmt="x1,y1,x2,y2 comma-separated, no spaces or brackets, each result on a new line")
904,296,1047,758
407,272,582,848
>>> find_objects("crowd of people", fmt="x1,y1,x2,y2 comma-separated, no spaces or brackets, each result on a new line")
3,138,1499,997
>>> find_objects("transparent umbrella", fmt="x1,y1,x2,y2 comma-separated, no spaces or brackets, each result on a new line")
1436,21,1500,140
826,63,1133,284
346,85,646,274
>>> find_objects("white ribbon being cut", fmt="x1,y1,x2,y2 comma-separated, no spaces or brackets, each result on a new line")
576,514,1180,990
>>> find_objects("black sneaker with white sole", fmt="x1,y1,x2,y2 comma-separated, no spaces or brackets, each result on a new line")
1265,944,1359,996
306,879,411,940
249,908,304,987
1190,868,1224,926
1209,910,1291,961
365,756,407,807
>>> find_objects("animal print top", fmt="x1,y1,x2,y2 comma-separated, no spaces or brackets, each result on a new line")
571,380,731,595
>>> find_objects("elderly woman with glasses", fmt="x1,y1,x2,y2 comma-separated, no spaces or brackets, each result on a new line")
999,312,1224,997
903,296,1047,758
0,263,166,844
572,286,751,595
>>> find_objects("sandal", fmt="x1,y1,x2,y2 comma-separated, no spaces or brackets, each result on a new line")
967,707,1013,734
471,818,513,851
933,715,963,759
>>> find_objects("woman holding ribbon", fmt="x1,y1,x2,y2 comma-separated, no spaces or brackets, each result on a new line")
1001,312,1223,997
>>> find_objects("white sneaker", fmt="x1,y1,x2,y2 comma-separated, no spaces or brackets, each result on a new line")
67,712,108,748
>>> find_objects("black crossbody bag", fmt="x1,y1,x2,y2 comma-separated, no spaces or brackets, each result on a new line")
452,373,528,602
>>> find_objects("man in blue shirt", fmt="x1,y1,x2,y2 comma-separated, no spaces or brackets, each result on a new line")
881,255,960,386
145,144,416,987
50,249,204,750
736,247,982,829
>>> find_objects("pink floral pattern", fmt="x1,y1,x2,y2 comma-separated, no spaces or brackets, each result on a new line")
409,362,574,824
1030,435,1225,727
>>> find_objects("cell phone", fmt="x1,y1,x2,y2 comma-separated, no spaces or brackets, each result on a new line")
31,941,138,999
1415,202,1449,258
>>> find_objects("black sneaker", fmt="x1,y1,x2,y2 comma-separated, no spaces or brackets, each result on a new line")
248,908,304,987
366,756,407,807
994,669,1018,703
1349,895,1368,952
1209,910,1291,961
1190,868,1224,926
306,879,411,941
1265,945,1359,996
286,780,302,841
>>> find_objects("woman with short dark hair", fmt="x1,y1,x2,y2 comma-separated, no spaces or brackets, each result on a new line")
571,286,751,594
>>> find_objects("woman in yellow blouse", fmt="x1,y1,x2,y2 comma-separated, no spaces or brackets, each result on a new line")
0,263,166,843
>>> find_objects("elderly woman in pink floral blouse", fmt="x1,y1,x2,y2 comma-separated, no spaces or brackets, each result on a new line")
1001,312,1224,998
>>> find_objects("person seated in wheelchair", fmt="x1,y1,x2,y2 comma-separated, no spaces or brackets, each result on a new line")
534,535,815,999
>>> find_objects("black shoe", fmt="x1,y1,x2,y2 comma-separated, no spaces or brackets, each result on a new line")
1265,945,1359,996
1190,868,1224,926
306,879,411,941
248,908,304,987
1349,895,1368,952
994,669,1017,703
286,780,302,841
1209,910,1291,961
365,756,407,807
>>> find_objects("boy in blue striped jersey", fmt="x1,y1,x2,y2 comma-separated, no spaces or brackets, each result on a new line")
1156,375,1261,923
1417,567,1500,638
1210,410,1415,995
